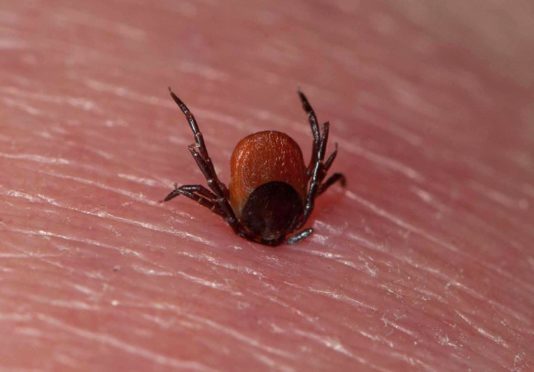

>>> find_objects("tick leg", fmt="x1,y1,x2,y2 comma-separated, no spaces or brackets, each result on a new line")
302,121,330,222
187,145,240,228
161,184,225,217
298,90,321,175
161,185,182,202
318,121,330,161
168,88,240,231
324,143,338,173
169,88,230,197
318,172,346,195
287,228,314,244
298,95,342,231
162,183,217,202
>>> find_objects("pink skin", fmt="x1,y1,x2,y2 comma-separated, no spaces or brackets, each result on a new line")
1,1,533,370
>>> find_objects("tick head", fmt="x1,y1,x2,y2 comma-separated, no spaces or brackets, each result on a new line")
240,181,304,243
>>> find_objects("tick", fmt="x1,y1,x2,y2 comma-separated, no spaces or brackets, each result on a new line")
162,88,346,246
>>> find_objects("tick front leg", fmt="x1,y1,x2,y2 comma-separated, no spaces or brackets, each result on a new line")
287,228,314,244
162,183,217,202
169,87,230,197
302,121,330,222
168,87,240,231
298,90,321,174
161,184,225,217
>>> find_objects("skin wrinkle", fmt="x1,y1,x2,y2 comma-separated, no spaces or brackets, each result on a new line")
1,86,99,112
1,185,212,245
292,244,380,277
424,187,531,256
3,241,97,286
412,146,532,214
6,222,320,362
6,291,99,312
1,96,44,116
172,250,269,282
125,241,444,366
345,191,534,299
448,321,514,371
3,225,248,307
16,282,271,364
251,293,319,326
1,225,145,259
173,270,240,293
340,139,425,182
356,77,532,206
465,192,534,244
264,283,432,365
2,232,141,302
81,78,246,130
4,176,466,336
291,328,401,372
405,249,528,326
310,201,531,368
130,263,243,296
0,152,70,165
461,155,534,200
469,180,530,210
52,9,148,42
6,165,512,369
5,245,301,368
35,314,215,372
129,297,299,366
2,1,534,371
104,298,302,367
2,274,226,369
35,168,170,205
181,313,298,361
347,227,532,327
284,281,378,312
355,107,424,147
455,311,510,349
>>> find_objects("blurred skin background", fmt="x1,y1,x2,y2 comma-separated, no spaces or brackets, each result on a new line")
1,0,533,370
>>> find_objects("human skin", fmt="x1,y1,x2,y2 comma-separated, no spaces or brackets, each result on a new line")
1,0,533,370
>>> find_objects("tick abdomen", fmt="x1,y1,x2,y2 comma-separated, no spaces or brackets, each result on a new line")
229,131,307,217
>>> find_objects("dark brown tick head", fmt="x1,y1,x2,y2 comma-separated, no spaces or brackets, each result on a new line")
240,181,304,244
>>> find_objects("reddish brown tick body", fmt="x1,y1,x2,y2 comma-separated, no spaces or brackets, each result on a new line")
162,88,345,246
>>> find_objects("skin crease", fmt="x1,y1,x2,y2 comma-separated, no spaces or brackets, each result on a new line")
1,0,534,371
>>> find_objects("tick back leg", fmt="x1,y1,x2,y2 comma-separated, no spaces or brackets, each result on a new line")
287,228,314,244
187,145,239,224
318,172,346,195
323,143,338,173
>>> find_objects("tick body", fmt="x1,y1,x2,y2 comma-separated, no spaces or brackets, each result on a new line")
162,88,346,246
